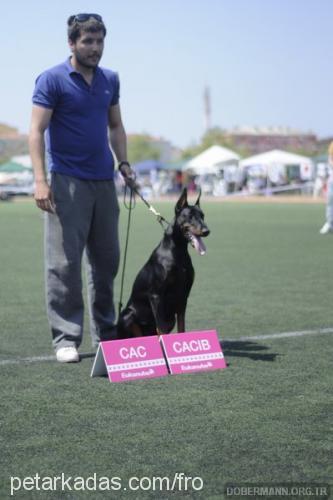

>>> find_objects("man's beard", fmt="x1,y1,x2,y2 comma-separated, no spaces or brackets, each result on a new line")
75,51,101,69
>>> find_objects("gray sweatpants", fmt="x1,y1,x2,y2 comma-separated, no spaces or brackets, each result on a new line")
45,173,120,351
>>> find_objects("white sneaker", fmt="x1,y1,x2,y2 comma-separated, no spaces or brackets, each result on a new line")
56,346,79,363
319,223,333,234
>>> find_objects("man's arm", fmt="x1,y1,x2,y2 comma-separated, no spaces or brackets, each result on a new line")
29,105,55,212
108,104,136,183
108,104,127,162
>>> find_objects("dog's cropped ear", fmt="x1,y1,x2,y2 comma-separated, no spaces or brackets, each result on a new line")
175,188,188,213
195,188,202,206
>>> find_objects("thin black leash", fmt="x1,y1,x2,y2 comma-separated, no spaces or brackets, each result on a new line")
118,186,134,317
118,184,170,318
132,186,170,228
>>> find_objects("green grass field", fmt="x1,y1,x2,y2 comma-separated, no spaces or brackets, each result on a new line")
0,198,332,499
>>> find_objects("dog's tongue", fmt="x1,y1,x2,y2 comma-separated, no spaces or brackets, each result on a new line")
190,234,206,255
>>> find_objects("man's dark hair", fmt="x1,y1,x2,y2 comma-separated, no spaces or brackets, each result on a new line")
67,15,107,43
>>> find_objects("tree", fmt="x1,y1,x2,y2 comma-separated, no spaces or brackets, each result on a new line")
127,134,160,164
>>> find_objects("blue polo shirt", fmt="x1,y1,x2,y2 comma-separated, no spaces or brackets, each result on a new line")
32,58,120,180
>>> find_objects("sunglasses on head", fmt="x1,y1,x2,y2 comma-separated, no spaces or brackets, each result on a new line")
68,13,103,25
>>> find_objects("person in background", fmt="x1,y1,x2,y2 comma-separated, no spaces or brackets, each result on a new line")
29,14,135,362
319,141,333,234
313,162,328,198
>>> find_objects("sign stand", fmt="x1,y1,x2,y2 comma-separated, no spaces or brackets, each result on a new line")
91,345,108,377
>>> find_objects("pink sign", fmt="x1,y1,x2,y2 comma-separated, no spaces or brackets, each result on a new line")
160,330,227,375
91,336,168,382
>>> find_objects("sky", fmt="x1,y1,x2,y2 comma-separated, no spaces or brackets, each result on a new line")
2,0,333,148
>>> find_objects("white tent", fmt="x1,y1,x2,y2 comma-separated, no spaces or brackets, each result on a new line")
11,155,32,168
184,145,240,175
240,149,313,182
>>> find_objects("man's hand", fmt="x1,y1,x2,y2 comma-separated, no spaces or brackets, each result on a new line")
34,180,55,213
119,163,140,191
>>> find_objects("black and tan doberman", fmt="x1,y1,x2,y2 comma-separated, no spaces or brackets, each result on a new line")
117,188,210,339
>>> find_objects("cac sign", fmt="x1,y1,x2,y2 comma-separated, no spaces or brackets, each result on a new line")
161,330,226,375
91,336,168,382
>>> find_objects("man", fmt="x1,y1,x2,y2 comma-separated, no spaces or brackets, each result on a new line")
29,14,135,362
319,141,333,234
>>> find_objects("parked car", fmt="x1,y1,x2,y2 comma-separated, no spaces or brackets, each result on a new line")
0,182,34,200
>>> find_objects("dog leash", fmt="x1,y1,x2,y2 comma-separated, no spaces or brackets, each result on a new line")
118,182,170,317
118,186,134,316
131,185,170,228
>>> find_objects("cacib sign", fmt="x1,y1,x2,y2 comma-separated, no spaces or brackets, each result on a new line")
160,330,227,375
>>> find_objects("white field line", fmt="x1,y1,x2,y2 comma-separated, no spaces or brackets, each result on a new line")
224,327,333,342
1,327,333,367
0,352,94,366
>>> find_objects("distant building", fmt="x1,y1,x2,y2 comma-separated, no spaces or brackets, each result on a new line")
225,126,318,155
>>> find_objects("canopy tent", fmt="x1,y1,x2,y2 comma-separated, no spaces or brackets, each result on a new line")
11,155,32,168
0,161,33,185
162,160,188,171
0,161,31,173
313,153,328,164
240,149,314,182
132,159,164,174
184,145,240,175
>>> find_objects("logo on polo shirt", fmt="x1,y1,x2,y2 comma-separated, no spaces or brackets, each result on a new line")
105,90,110,94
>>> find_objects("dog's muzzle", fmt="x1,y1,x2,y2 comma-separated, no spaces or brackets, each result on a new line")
187,228,210,256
